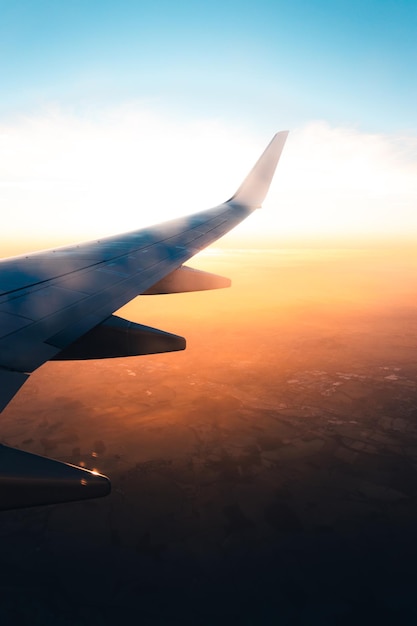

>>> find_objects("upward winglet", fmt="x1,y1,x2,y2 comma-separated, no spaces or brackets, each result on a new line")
227,131,289,208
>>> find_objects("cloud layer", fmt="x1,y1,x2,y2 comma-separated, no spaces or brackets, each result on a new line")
1,107,416,250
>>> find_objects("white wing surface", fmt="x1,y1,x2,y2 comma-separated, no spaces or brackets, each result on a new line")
0,131,288,508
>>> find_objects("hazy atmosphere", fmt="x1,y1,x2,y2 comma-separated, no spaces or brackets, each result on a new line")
1,0,417,624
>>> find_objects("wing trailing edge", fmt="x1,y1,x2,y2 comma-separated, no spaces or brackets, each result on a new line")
0,369,29,412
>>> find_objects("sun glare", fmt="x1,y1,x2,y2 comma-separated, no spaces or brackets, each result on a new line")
1,111,417,253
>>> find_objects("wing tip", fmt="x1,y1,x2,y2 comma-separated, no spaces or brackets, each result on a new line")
228,130,289,208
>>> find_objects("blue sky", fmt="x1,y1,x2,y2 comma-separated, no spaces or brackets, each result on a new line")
1,0,416,132
0,0,416,244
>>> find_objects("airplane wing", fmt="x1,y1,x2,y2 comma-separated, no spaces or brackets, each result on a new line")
0,130,288,509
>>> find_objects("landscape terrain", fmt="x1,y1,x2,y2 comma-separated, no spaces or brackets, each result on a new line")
1,245,417,624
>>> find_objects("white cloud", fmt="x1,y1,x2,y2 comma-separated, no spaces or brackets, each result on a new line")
265,121,417,240
0,108,416,251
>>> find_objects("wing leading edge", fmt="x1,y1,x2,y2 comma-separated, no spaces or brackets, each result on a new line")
0,131,288,508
